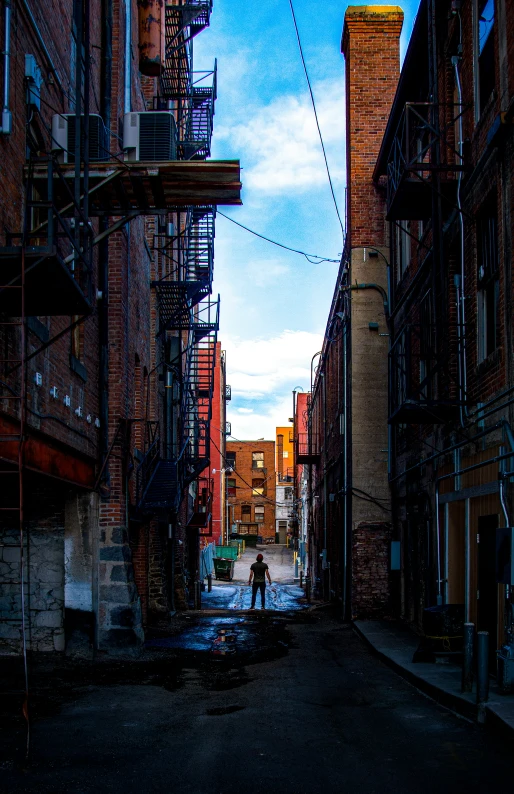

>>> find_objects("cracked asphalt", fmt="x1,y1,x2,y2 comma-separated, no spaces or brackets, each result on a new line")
2,603,514,793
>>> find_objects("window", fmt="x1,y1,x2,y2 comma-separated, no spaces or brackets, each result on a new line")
395,221,411,281
419,291,434,400
226,452,236,470
252,478,265,497
476,0,495,117
252,451,264,469
227,478,236,498
255,505,264,523
241,504,251,520
477,205,500,362
285,487,293,501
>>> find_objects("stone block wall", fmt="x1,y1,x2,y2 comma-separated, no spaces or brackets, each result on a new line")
0,523,65,655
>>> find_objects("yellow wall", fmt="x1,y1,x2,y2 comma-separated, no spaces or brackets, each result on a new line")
275,426,295,481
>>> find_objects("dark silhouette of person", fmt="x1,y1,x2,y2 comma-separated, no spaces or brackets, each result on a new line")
248,553,272,609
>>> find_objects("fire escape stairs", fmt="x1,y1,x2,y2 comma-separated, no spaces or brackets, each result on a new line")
139,459,180,512
165,1,213,55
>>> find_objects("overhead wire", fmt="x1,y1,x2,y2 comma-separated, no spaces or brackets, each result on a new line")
209,431,292,508
217,211,339,264
288,0,345,238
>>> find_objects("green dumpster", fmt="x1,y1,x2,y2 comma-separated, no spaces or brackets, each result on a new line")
214,557,235,581
215,545,238,561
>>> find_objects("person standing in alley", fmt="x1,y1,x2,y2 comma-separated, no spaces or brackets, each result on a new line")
248,553,272,609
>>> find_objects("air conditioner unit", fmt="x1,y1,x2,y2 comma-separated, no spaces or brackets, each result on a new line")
123,111,177,162
51,114,108,163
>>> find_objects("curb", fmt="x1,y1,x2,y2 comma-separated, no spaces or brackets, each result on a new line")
352,621,514,738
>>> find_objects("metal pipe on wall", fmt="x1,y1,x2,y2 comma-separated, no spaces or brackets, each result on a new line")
1,0,12,134
124,0,132,113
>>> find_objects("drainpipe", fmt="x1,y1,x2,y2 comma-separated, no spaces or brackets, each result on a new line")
342,312,350,619
20,0,64,93
1,0,12,134
124,0,132,114
342,282,390,321
435,427,514,617
452,52,468,427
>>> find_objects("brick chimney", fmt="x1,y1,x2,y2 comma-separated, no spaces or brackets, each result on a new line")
342,6,403,247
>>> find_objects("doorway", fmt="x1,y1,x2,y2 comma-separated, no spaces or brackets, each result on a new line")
477,514,499,669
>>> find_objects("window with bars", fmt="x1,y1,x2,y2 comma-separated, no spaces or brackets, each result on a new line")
395,221,411,282
477,204,500,362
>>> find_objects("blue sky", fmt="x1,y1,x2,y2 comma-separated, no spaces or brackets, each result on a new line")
194,1,420,439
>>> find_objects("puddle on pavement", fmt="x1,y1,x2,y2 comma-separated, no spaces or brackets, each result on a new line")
145,614,292,667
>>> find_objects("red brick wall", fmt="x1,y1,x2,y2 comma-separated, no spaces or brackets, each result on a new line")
342,6,403,247
352,522,393,618
226,440,276,540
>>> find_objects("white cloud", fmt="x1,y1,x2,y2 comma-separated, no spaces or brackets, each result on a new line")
214,78,346,196
225,329,323,438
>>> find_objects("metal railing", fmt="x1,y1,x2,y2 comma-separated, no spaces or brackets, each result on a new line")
386,102,469,213
389,324,461,423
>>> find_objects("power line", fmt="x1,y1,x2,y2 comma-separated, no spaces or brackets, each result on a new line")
209,431,288,508
217,211,339,264
288,0,345,238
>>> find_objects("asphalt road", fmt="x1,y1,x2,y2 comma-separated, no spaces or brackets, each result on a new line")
2,608,513,793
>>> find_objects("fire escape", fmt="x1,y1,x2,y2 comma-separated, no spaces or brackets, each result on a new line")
0,0,94,739
136,1,219,518
385,101,468,424
0,0,238,724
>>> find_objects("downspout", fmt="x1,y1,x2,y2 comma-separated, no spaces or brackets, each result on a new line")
124,0,132,114
1,0,12,134
94,0,112,650
20,0,64,92
342,312,349,619
99,0,112,470
322,370,327,598
452,49,468,427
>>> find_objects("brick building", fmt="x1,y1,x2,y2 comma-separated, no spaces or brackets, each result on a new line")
300,6,402,615
197,342,228,547
374,0,514,666
0,0,240,666
226,440,276,543
304,0,514,677
275,425,294,544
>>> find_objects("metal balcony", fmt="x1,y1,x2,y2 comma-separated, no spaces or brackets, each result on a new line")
389,324,461,425
187,475,213,534
0,157,92,315
156,294,219,340
295,433,320,464
386,102,468,221
179,67,217,161
225,385,232,401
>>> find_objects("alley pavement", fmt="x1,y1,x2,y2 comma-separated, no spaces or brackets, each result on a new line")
201,545,303,612
2,609,514,793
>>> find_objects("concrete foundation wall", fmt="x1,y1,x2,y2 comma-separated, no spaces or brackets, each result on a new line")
0,525,65,654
